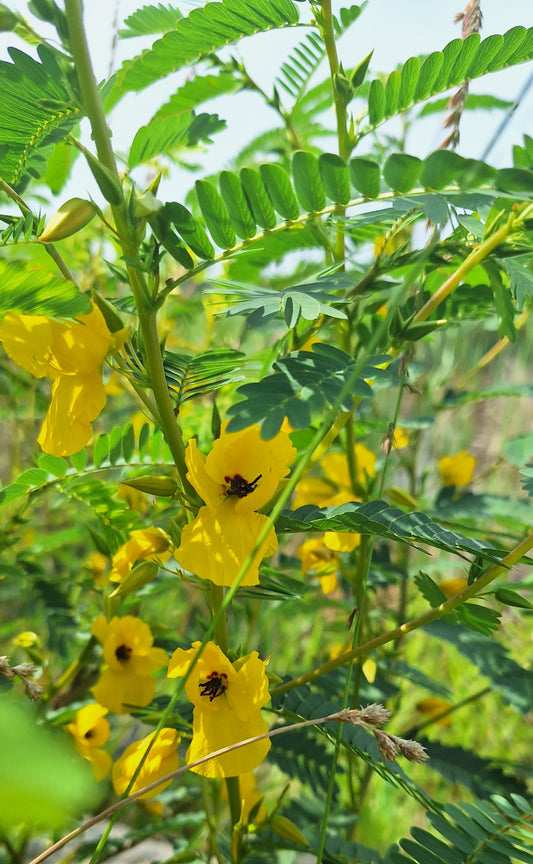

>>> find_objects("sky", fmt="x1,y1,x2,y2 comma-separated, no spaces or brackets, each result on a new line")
1,0,533,205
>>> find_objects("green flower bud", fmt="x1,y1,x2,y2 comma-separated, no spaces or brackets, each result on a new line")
121,475,178,497
39,198,96,243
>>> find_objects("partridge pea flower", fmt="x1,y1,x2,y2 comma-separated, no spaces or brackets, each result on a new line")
438,450,476,487
0,305,126,456
90,615,168,714
109,527,172,583
168,641,271,779
65,703,112,780
112,728,180,799
175,424,296,587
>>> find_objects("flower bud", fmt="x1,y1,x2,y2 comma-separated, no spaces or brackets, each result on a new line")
108,560,159,597
121,475,178,497
271,815,309,846
39,198,96,243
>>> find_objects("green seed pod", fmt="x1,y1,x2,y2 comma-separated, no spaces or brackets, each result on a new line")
121,475,178,497
39,198,96,243
271,816,309,846
109,561,159,598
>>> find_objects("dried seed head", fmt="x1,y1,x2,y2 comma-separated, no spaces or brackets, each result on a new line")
358,703,392,727
396,737,428,763
23,679,44,702
13,662,36,679
374,729,400,761
0,656,14,679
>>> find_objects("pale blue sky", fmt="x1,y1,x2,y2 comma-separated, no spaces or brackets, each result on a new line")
1,0,532,204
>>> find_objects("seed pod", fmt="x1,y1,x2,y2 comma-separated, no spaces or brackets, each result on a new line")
39,198,96,243
121,475,178,497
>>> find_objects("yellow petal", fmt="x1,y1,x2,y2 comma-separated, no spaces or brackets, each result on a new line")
0,313,58,378
323,531,361,552
187,698,270,779
91,668,156,714
112,729,179,798
175,505,277,587
438,450,476,487
37,372,106,456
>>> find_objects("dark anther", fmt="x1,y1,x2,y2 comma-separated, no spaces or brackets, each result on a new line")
224,473,262,498
199,671,228,701
84,728,96,740
115,644,132,662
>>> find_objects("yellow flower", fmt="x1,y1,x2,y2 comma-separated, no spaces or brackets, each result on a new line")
438,450,476,487
439,577,467,597
90,615,168,714
416,697,454,727
65,703,112,780
297,537,338,594
174,424,296,587
112,728,180,799
11,631,39,648
393,427,409,449
168,641,271,778
0,305,126,456
109,527,171,583
321,444,376,489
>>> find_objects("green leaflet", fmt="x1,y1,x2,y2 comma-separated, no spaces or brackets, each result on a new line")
110,0,299,103
0,261,91,318
363,26,533,131
240,167,277,230
119,3,183,37
319,153,351,205
0,47,80,189
195,179,236,249
259,163,300,221
292,151,326,212
128,112,226,168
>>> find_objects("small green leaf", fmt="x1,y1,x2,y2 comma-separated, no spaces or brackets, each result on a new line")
368,78,386,125
385,69,400,116
494,588,532,609
420,150,464,189
240,167,276,230
164,202,215,259
383,153,422,193
292,151,326,212
195,179,236,248
466,34,504,78
259,162,300,221
398,56,419,109
448,33,480,83
219,170,256,239
319,153,351,204
415,51,444,100
350,50,373,90
37,454,68,478
93,434,110,468
349,158,381,198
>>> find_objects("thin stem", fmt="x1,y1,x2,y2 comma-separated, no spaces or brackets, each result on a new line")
271,531,533,698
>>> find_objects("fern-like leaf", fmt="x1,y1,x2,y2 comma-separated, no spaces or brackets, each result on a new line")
111,0,299,103
0,47,80,189
162,348,244,407
363,26,533,134
226,345,390,437
119,3,183,37
278,500,502,562
389,794,533,864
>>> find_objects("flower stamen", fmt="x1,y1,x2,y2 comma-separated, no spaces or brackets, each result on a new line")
199,671,228,701
224,473,262,498
115,644,132,662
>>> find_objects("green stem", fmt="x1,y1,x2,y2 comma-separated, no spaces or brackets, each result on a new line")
210,584,229,654
64,0,188,486
225,776,243,862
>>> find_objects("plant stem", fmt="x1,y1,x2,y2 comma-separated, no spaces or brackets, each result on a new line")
64,0,188,485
